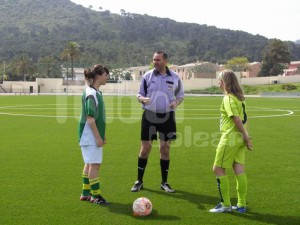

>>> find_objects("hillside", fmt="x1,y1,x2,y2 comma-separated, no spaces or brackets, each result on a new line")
0,0,300,68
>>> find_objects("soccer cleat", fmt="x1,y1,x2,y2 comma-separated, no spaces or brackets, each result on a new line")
80,194,91,201
232,205,247,213
90,195,110,204
160,182,176,193
209,203,232,213
131,180,143,192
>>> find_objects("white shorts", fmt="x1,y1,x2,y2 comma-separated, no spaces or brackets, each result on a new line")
81,145,103,164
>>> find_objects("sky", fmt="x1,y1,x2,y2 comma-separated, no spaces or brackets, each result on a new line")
70,0,300,42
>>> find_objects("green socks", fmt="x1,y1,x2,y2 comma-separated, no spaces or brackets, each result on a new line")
89,177,101,197
82,173,90,196
82,173,102,198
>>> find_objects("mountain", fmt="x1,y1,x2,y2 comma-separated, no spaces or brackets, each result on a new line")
0,0,299,68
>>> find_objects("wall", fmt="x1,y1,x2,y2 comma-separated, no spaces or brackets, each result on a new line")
240,75,300,85
37,78,64,93
2,81,37,93
1,75,300,94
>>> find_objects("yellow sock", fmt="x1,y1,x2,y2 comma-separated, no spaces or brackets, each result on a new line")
236,173,247,207
217,176,231,207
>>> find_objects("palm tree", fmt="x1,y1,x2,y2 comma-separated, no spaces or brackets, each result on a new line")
11,54,35,81
61,42,81,80
37,55,62,78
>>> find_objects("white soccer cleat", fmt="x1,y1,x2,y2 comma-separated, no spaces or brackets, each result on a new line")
209,203,232,213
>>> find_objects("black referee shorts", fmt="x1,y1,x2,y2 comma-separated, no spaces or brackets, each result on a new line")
141,110,177,141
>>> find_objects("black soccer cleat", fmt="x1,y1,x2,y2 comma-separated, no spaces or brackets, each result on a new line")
160,182,176,193
90,195,110,204
131,180,143,192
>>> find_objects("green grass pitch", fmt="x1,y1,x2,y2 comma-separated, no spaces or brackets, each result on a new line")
0,95,299,225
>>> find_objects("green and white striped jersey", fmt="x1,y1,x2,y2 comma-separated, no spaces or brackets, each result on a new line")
78,86,106,146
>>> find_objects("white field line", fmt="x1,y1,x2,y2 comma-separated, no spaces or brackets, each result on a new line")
0,104,296,119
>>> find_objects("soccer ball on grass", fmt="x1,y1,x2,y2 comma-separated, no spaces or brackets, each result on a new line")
132,197,152,216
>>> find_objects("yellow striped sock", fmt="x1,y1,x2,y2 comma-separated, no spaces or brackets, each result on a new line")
89,178,101,197
82,173,90,196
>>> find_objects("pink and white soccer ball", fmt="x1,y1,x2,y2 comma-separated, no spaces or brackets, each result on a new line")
132,197,152,216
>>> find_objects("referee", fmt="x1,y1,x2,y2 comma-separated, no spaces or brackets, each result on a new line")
131,51,184,193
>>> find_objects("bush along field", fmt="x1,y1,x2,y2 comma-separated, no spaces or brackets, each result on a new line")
185,82,300,95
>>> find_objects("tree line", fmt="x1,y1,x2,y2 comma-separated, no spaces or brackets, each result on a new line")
0,0,298,81
0,38,292,82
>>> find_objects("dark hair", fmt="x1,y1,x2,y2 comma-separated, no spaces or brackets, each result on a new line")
155,51,168,59
84,64,109,85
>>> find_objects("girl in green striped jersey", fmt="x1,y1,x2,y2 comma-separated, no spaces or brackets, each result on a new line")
78,64,110,204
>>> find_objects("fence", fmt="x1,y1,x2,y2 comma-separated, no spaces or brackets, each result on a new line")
0,84,7,93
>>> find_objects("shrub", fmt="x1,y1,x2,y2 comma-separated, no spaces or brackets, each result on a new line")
185,86,222,94
281,84,297,90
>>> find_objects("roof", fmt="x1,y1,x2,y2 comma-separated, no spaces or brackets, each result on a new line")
249,62,261,65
